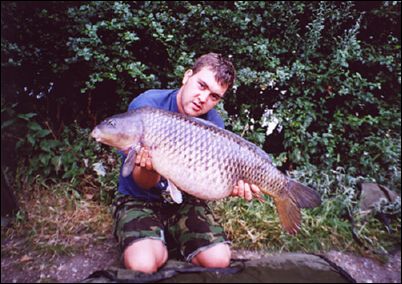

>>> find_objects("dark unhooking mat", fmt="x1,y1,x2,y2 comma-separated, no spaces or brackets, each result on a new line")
81,253,355,283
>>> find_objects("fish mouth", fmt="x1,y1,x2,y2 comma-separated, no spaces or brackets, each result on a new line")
90,128,102,142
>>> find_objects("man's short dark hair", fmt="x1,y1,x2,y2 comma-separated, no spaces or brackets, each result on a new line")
192,53,236,89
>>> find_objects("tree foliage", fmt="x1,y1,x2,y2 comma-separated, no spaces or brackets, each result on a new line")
2,1,401,192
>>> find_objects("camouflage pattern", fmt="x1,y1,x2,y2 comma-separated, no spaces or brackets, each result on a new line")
112,193,229,261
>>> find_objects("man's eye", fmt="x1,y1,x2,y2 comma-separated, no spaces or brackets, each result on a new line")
211,94,220,101
199,83,206,90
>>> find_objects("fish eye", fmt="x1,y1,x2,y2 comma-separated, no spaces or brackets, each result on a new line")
105,119,116,127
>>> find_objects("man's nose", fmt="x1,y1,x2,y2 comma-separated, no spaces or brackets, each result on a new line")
198,91,210,103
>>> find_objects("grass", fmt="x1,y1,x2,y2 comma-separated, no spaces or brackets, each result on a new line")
1,180,113,259
2,168,400,262
210,195,401,255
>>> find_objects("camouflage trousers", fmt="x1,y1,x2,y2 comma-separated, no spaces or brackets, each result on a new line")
112,193,230,262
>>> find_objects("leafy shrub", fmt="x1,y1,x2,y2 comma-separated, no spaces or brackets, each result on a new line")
2,101,119,203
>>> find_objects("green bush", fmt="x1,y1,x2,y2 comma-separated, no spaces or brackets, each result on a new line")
70,2,401,190
2,100,119,203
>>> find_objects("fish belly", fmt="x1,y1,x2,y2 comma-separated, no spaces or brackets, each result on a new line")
150,146,233,200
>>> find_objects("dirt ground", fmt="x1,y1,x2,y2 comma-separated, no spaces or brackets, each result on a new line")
323,249,401,283
1,234,400,283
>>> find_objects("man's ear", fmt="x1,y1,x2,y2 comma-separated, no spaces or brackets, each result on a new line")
182,69,193,85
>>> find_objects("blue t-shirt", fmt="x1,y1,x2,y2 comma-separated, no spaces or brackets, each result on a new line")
117,89,224,201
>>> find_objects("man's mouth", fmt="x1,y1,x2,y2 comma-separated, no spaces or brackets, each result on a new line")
192,102,202,111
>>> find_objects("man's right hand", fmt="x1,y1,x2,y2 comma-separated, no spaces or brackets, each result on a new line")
129,146,160,189
135,147,154,171
122,146,154,171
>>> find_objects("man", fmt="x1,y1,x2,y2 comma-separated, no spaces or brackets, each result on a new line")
113,53,261,274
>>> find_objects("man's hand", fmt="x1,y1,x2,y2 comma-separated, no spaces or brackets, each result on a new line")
122,146,154,170
135,147,154,171
127,146,160,189
231,180,264,202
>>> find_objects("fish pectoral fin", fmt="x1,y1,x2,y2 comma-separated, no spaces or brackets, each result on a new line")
122,147,137,177
167,180,183,204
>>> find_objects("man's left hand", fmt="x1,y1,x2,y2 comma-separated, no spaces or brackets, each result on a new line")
230,180,264,202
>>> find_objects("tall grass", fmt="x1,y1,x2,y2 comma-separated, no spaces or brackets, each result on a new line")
211,166,401,254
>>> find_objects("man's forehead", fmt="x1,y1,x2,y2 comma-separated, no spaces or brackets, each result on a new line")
194,67,228,94
194,66,215,77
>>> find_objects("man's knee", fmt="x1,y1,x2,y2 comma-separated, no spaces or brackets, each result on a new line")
192,243,231,268
124,239,168,273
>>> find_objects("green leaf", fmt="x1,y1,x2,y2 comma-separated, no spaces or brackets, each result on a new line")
40,139,61,152
17,113,37,120
27,135,36,146
27,121,43,131
1,118,16,130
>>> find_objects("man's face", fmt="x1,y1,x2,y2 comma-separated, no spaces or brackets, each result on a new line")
177,67,228,117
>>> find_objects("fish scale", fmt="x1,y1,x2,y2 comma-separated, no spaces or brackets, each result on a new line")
144,109,237,197
91,106,321,234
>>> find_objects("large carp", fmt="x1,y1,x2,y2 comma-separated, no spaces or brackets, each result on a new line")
91,106,321,234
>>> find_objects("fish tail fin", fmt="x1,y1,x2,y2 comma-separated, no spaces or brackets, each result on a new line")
272,180,321,234
287,179,321,209
273,196,301,235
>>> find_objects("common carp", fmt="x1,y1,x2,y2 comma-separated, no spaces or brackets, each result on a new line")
91,106,321,234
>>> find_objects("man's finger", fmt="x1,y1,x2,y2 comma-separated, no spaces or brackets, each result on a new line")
135,147,143,165
244,182,252,201
140,149,148,167
250,184,261,194
251,184,265,203
145,156,153,171
231,186,239,196
238,180,245,199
